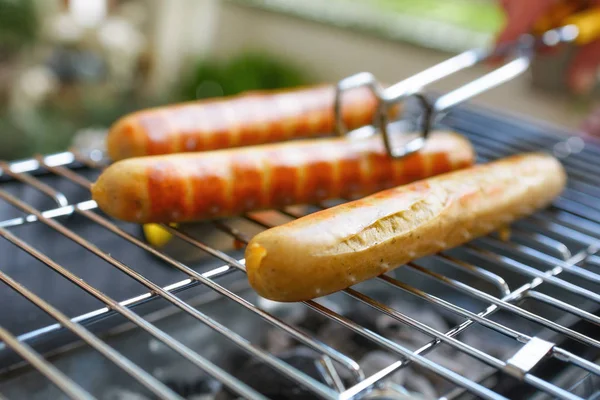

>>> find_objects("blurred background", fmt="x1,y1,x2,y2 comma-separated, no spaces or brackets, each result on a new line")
0,0,597,160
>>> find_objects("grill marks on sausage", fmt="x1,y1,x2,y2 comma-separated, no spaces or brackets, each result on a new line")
431,152,452,176
139,111,174,156
338,151,362,199
201,104,230,151
400,152,426,184
268,149,300,207
273,92,301,140
230,152,264,213
109,118,146,159
342,87,378,130
174,105,205,152
126,132,472,223
187,156,230,218
147,161,188,221
235,96,265,148
111,86,383,161
302,144,335,203
366,150,395,193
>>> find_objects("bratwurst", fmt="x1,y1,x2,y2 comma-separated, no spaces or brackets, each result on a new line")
106,85,388,161
245,152,566,302
92,131,474,223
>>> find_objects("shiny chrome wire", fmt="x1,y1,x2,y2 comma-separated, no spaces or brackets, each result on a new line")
0,270,183,400
1,117,600,400
0,327,95,400
164,225,515,399
0,188,337,400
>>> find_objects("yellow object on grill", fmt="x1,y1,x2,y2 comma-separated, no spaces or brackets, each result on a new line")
143,223,176,247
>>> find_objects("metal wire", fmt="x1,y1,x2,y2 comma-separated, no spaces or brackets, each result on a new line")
0,189,336,400
1,107,600,399
0,224,266,400
0,327,94,400
0,270,183,400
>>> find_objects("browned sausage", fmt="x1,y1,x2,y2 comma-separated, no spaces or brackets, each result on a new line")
92,131,474,223
106,85,389,161
245,152,566,302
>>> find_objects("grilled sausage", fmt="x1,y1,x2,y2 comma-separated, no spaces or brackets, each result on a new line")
92,131,474,223
245,153,566,302
106,85,389,161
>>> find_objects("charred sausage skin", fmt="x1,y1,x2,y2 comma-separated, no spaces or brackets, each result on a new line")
106,85,388,161
92,131,474,223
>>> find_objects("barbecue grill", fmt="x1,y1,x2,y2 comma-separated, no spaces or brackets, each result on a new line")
0,99,599,400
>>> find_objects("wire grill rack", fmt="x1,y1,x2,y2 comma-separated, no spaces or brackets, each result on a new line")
1,104,600,400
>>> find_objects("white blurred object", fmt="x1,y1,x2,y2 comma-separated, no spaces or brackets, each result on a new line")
97,15,146,86
46,13,84,43
98,17,145,55
69,0,107,28
9,66,58,114
119,1,149,27
148,0,222,95
71,127,108,160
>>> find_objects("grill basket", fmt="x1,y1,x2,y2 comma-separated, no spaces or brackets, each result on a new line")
1,104,600,400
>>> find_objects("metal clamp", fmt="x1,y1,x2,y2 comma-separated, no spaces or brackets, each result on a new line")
333,16,588,159
505,337,555,379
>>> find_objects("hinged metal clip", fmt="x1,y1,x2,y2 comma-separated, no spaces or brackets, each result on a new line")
333,17,588,159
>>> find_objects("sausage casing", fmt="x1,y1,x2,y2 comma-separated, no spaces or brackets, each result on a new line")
245,153,566,302
92,131,474,223
106,85,385,161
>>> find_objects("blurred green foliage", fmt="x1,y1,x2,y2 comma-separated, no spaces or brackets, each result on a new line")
1,52,312,160
368,0,503,34
0,90,173,160
0,0,38,52
180,52,312,101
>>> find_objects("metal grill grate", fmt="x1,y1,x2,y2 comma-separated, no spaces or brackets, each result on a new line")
1,104,600,400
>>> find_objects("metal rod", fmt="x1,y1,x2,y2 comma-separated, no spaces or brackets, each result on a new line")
77,208,364,383
524,291,600,327
434,251,511,296
378,273,528,342
553,347,600,376
2,266,233,349
440,368,501,400
344,288,505,369
0,152,75,176
0,163,69,207
414,255,600,348
434,55,531,112
509,228,572,260
303,301,509,400
0,190,337,400
318,356,345,392
477,236,600,284
36,156,92,190
368,257,599,394
463,245,600,305
344,288,580,400
0,200,96,229
383,49,485,100
587,255,600,268
166,223,505,399
540,209,600,240
0,269,183,400
0,327,95,400
525,214,600,247
0,225,265,400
